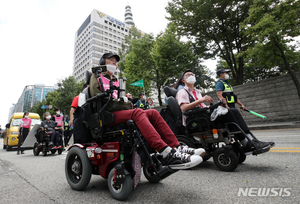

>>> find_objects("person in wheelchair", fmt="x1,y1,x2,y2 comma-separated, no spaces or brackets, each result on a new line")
40,112,60,149
51,108,64,149
176,70,274,153
89,53,205,170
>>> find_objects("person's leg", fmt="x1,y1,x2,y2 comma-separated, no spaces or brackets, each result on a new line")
17,129,22,155
112,109,168,151
111,109,203,169
230,108,249,133
50,132,56,147
144,109,180,148
21,128,29,153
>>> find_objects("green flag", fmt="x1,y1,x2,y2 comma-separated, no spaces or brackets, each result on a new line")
130,79,144,87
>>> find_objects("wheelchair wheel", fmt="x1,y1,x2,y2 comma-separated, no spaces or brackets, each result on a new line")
65,146,92,190
108,168,133,201
33,143,40,156
143,160,161,183
58,148,63,155
177,135,196,148
234,145,246,164
42,147,47,156
213,148,238,172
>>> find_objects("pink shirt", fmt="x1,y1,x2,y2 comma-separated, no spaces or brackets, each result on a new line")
176,86,207,126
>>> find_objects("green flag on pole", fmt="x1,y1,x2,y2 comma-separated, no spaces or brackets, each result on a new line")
130,79,144,87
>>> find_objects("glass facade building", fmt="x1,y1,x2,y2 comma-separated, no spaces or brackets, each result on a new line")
12,85,55,114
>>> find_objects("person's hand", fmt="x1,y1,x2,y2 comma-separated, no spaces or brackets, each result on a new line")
126,93,133,99
240,104,246,110
69,120,73,128
220,98,227,105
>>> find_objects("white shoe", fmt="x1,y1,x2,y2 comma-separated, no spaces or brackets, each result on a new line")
161,148,203,170
177,145,206,156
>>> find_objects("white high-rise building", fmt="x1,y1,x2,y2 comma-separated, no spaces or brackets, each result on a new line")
73,8,137,82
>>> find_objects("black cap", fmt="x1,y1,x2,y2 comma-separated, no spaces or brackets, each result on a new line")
102,53,120,62
181,69,194,79
216,68,231,76
139,92,144,97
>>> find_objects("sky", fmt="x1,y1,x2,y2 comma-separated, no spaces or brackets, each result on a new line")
0,0,217,127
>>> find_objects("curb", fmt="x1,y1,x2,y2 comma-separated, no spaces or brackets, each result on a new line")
248,121,300,130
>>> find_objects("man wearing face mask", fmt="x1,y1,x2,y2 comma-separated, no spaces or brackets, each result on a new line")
176,70,273,153
135,92,149,109
87,53,205,170
40,112,57,148
215,68,246,109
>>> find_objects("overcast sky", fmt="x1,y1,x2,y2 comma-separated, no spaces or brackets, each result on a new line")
0,0,217,126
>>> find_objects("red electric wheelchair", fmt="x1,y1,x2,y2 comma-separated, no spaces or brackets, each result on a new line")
65,68,176,201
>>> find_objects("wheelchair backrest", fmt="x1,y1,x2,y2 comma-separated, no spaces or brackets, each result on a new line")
163,86,183,127
164,86,178,98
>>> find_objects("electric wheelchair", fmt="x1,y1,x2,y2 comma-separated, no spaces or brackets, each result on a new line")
162,86,271,172
33,126,64,156
65,68,176,201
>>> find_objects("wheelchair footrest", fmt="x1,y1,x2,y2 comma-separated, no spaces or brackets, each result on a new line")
157,166,178,180
252,147,270,155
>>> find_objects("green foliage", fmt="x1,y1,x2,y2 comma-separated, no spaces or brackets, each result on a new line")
29,76,84,118
119,24,214,105
242,0,300,99
166,0,253,85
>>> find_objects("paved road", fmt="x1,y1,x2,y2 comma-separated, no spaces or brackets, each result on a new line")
0,128,299,204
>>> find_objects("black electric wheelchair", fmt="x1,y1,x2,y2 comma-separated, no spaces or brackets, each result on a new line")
33,126,64,156
65,68,176,201
162,86,272,172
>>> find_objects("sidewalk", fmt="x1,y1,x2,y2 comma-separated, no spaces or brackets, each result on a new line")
248,121,300,130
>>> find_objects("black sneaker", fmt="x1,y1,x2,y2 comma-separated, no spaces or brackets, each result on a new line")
251,139,271,150
160,148,203,170
253,138,275,148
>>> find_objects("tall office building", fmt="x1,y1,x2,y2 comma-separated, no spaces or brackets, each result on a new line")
73,6,139,82
12,84,55,114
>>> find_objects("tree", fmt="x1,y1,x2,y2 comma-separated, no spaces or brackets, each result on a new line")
29,76,84,118
152,24,214,103
122,34,156,97
166,0,253,85
242,0,300,99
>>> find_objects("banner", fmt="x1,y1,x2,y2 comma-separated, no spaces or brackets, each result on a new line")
130,79,144,87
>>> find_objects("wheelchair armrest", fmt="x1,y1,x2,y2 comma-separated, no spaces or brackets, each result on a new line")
86,92,108,103
183,107,209,116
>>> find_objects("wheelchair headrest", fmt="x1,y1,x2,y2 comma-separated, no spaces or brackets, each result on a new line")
164,86,178,97
85,70,92,85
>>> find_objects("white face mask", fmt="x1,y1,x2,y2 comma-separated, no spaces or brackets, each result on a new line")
186,76,196,84
142,95,146,100
224,73,230,80
107,64,117,74
25,115,29,119
46,116,51,120
56,111,60,115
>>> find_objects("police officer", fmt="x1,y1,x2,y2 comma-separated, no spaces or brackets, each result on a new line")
215,68,246,110
135,92,148,109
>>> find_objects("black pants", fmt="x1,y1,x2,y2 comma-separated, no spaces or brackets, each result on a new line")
64,130,72,146
215,108,249,140
18,128,29,152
